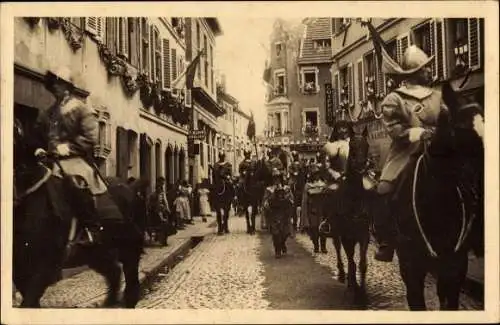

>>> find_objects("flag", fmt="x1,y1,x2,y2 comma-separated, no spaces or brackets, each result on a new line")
362,20,405,75
172,49,204,90
247,111,256,141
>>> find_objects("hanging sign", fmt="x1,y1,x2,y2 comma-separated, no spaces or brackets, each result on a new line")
325,82,334,124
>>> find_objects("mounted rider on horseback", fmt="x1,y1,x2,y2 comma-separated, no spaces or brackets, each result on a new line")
373,45,449,262
238,149,259,234
211,151,233,234
33,67,125,245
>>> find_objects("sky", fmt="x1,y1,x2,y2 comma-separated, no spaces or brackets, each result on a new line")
215,17,274,136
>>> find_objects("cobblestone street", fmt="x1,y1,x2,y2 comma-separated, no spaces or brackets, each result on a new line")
295,233,484,310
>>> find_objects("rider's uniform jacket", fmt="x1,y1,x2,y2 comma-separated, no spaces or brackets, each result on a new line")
214,161,233,184
36,97,107,195
239,158,256,181
380,84,446,183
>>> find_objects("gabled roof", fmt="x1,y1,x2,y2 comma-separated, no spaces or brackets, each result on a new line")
266,96,292,106
298,18,333,65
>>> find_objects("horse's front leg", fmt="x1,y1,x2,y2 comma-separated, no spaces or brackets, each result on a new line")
333,232,345,283
341,236,357,289
397,248,427,310
359,230,370,291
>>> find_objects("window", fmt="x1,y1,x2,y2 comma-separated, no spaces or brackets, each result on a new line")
313,39,331,50
302,109,319,135
274,70,286,95
93,106,111,161
363,51,376,99
413,23,432,57
275,42,282,57
283,111,289,133
449,18,481,74
331,18,342,35
141,18,149,75
338,64,353,107
210,45,214,93
117,18,129,60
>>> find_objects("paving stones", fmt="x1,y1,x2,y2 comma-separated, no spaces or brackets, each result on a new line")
138,217,270,309
295,233,483,310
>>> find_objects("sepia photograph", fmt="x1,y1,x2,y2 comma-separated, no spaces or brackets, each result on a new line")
1,1,498,324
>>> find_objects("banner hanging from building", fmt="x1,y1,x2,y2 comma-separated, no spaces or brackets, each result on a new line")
325,82,334,124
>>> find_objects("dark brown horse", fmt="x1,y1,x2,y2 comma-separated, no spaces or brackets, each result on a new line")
13,119,144,308
324,126,372,299
392,82,484,310
211,174,235,234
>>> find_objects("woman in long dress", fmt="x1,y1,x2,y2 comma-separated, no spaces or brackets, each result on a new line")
198,178,212,222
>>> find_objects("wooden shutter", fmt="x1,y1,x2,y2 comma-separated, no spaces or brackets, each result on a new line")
150,25,155,82
171,48,178,82
105,18,117,55
347,63,354,106
116,127,129,180
433,18,447,80
468,18,481,70
356,58,364,102
429,20,438,81
162,38,171,90
375,51,385,95
396,33,410,65
129,18,139,67
118,18,129,59
85,17,98,35
334,71,340,110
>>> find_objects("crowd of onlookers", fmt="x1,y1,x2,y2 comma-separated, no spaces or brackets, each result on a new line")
126,176,215,245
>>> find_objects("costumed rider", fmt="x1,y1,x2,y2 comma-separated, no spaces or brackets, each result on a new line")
267,147,285,183
238,148,256,185
288,150,303,231
373,45,449,262
263,167,294,258
323,120,354,189
34,67,125,245
212,151,234,234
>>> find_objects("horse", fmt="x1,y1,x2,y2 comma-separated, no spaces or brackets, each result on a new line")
210,173,235,234
238,162,266,235
324,126,372,299
13,120,144,308
391,82,484,310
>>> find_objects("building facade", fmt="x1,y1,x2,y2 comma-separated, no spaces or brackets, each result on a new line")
15,17,193,193
330,18,484,169
261,18,333,160
184,18,225,185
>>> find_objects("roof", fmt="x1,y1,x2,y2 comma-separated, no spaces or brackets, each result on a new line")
234,106,251,120
266,96,292,106
298,18,333,65
218,90,238,106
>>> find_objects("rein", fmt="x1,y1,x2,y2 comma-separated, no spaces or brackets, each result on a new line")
15,164,52,205
412,143,468,258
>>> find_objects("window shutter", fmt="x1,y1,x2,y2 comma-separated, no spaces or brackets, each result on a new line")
429,20,438,81
433,19,447,80
347,63,354,106
171,48,178,82
396,33,410,65
162,38,171,90
375,51,385,95
105,18,117,55
150,25,155,82
118,18,129,59
185,89,192,108
356,58,364,102
468,18,481,70
96,18,105,41
129,18,139,67
85,17,98,35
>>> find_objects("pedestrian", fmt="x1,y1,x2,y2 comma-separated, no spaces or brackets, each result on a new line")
174,180,192,227
263,168,294,258
373,44,449,262
148,177,172,244
301,163,328,254
198,178,212,222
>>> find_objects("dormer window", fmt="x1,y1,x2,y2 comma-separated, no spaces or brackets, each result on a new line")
313,39,331,50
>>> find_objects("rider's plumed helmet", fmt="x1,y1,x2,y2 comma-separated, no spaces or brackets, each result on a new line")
400,45,434,75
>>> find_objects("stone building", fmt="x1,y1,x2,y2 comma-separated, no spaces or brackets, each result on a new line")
261,18,333,161
330,18,484,169
184,18,225,185
15,17,193,192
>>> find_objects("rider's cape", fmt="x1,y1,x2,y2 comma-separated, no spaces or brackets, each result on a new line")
380,84,446,183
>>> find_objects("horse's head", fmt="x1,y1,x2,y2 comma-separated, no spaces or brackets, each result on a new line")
347,126,370,176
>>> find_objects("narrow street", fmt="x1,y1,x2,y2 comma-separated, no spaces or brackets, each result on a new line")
138,215,483,310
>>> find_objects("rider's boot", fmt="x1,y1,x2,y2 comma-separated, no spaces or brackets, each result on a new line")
373,190,397,262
